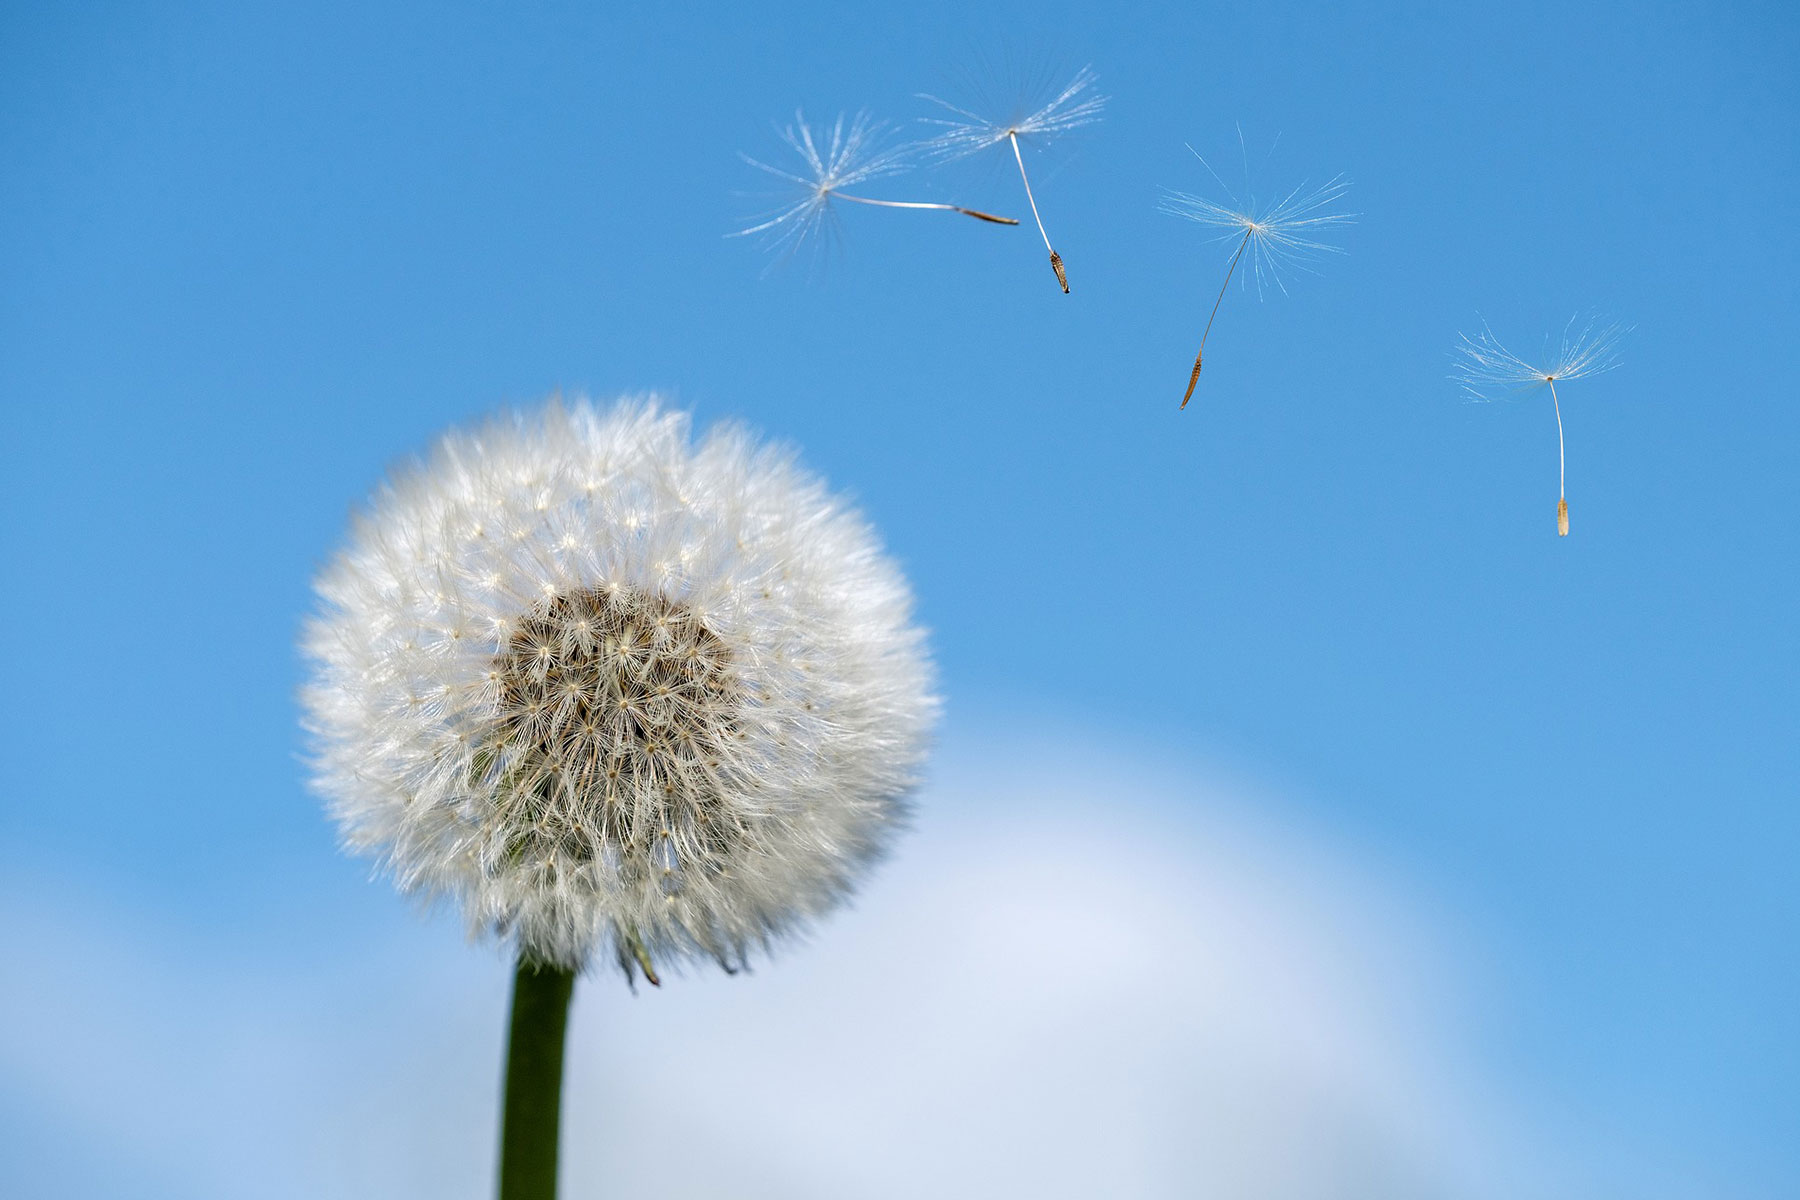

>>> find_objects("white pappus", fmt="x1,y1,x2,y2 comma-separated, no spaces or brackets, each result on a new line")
733,110,1018,264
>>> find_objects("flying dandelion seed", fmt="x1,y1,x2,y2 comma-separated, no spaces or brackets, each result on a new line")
732,110,1018,265
1453,318,1628,536
1161,142,1352,407
918,65,1105,293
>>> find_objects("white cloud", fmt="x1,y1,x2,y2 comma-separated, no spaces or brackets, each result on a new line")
0,727,1553,1199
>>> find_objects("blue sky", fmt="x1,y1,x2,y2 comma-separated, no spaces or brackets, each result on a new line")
3,1,1796,1196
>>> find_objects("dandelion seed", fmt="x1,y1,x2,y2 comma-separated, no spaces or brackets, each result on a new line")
1453,318,1628,536
732,110,1018,264
1161,141,1352,407
918,65,1105,293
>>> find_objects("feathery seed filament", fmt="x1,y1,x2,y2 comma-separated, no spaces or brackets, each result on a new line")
488,586,742,887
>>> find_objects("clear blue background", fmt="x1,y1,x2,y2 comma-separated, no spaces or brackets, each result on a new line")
3,1,1795,1196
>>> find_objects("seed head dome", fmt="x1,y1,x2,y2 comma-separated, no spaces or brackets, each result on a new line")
301,398,936,978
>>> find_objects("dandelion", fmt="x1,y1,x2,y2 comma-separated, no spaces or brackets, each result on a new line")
301,398,936,1198
1453,318,1628,536
733,110,1018,263
918,65,1106,293
1162,146,1352,407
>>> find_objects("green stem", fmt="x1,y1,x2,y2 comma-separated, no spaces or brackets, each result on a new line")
498,956,576,1200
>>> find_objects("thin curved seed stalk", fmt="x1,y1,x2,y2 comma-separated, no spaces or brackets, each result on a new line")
836,192,1019,224
1181,228,1253,408
1550,379,1569,536
1007,132,1069,292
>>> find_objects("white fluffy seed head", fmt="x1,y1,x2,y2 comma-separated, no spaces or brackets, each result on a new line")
1161,152,1354,298
300,398,937,978
916,65,1107,160
1452,318,1629,398
731,110,914,259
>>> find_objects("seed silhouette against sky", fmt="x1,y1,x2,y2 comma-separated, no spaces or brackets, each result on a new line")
1162,145,1352,407
919,66,1106,294
1453,319,1628,536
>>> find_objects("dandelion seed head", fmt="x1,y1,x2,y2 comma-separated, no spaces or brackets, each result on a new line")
1162,155,1353,298
301,398,937,976
732,110,913,258
1452,318,1628,398
917,65,1106,160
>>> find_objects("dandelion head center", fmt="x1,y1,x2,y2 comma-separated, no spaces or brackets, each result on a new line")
484,585,743,877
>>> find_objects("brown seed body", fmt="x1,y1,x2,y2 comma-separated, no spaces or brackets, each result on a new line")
1181,352,1204,409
